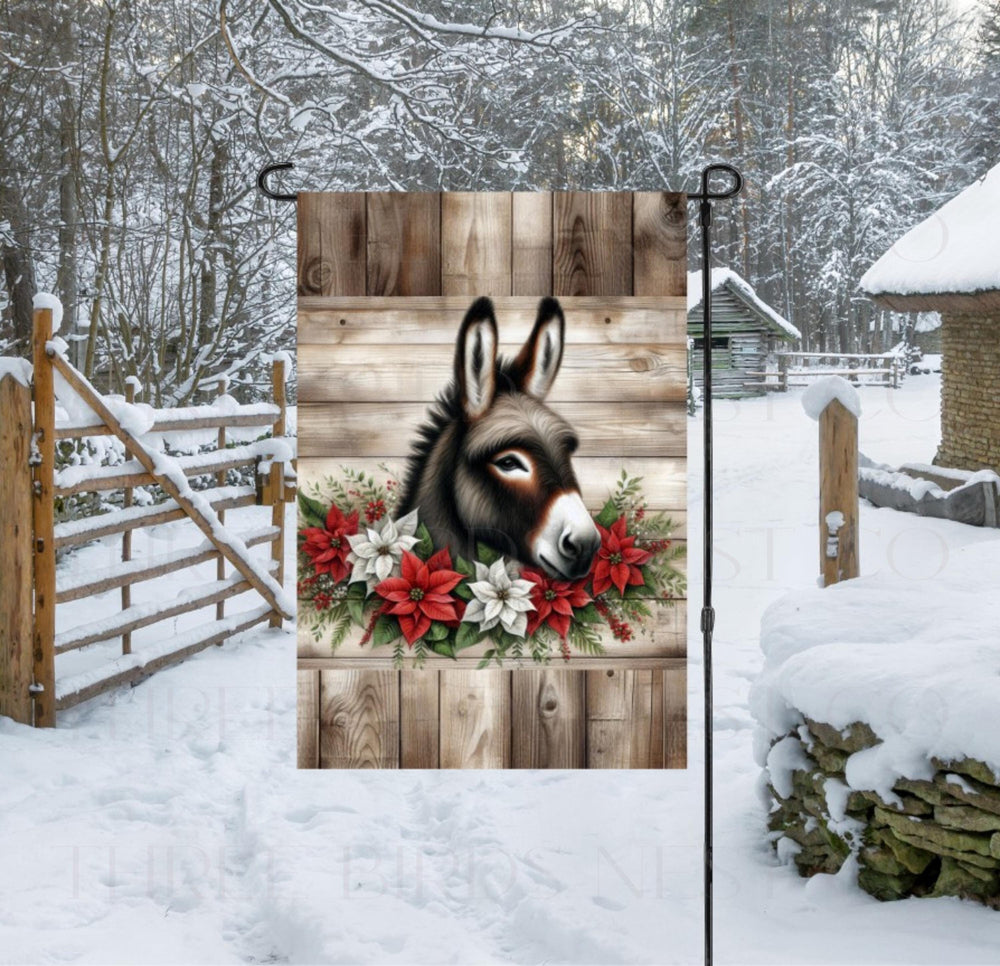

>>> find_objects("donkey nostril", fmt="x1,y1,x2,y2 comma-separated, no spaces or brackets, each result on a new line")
559,531,577,557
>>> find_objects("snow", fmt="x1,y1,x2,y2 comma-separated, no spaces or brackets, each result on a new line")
33,291,63,332
0,356,32,387
801,375,862,420
57,604,274,702
145,448,293,618
752,537,1000,781
53,485,254,541
56,525,278,598
824,510,845,532
6,375,1000,964
861,161,1000,296
688,267,802,340
766,735,812,798
858,457,1000,503
55,440,289,491
56,561,276,652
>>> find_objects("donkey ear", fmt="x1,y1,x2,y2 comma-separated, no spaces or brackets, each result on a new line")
514,297,564,399
455,296,498,419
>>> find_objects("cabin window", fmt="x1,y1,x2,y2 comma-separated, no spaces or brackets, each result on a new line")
691,337,731,351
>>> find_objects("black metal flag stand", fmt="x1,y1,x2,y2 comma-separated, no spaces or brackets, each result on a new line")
688,163,745,966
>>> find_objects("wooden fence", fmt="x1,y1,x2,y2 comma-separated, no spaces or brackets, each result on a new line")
0,308,293,727
745,351,901,392
296,190,688,769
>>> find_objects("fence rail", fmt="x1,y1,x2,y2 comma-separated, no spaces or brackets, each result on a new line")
0,307,294,727
744,351,902,393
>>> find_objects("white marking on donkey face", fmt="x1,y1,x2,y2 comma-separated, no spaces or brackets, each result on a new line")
532,490,600,581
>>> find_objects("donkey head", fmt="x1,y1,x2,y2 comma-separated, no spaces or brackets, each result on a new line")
427,296,600,580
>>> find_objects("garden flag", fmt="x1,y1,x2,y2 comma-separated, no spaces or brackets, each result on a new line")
295,192,688,770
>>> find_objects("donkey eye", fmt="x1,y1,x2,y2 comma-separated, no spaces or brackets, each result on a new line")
495,454,527,472
490,450,532,478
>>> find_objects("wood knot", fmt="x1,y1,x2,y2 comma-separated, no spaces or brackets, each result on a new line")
299,256,331,295
539,684,559,717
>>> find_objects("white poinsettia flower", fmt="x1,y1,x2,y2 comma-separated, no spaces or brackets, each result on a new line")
462,557,535,637
346,508,421,592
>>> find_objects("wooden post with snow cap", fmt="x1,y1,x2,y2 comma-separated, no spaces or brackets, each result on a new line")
0,363,35,724
803,376,860,587
269,353,288,628
31,305,57,726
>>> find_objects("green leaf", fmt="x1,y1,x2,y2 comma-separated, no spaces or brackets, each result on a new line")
346,595,364,626
414,523,434,559
476,648,496,670
572,602,603,624
454,555,475,577
372,614,401,649
594,498,619,529
454,582,473,601
476,542,501,566
425,621,449,642
297,492,329,529
346,581,367,598
429,640,455,659
454,620,484,652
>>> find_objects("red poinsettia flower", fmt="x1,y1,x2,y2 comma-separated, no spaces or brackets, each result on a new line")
375,550,464,645
300,505,359,583
423,547,467,626
521,568,591,639
591,515,652,596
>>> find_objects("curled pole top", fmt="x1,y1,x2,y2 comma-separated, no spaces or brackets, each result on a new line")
689,163,744,202
257,161,297,202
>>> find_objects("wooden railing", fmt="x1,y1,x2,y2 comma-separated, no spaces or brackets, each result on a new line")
0,307,294,727
745,351,902,393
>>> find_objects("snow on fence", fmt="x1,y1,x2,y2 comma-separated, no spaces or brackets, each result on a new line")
745,351,902,393
0,306,294,727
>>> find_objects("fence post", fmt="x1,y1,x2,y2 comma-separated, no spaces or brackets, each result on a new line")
31,308,57,726
778,353,789,392
818,398,859,587
0,372,35,724
216,375,229,622
121,380,135,654
270,355,287,628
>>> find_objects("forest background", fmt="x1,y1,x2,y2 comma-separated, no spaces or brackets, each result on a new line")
2,0,998,404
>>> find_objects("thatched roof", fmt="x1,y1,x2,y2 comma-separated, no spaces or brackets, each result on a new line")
861,163,1000,313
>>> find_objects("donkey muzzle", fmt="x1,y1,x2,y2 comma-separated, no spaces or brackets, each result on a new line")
533,491,601,581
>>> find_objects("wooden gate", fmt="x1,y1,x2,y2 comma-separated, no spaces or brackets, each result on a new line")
296,192,687,769
0,307,293,727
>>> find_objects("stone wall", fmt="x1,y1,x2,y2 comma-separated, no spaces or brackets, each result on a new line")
938,312,1000,471
768,718,1000,906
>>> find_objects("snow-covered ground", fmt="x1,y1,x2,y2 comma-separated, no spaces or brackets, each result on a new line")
3,373,1000,964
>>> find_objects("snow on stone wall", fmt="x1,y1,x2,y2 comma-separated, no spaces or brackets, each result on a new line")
751,539,1000,904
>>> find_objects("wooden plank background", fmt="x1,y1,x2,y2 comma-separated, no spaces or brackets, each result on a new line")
296,191,688,769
